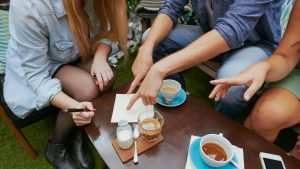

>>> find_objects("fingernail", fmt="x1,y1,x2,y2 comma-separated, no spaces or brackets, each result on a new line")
245,96,249,101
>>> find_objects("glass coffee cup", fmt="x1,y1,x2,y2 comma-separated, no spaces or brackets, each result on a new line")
138,110,164,142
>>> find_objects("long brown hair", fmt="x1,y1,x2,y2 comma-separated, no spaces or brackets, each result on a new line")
63,0,128,62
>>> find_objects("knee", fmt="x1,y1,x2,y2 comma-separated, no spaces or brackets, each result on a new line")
248,101,285,130
73,80,99,102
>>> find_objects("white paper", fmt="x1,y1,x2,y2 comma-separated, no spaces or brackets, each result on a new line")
111,94,154,123
185,135,245,169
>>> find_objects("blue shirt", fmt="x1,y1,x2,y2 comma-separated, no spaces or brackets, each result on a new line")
159,0,284,55
4,0,113,118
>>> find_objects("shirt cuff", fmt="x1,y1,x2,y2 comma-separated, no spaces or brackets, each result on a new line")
158,9,179,25
99,38,113,48
215,19,244,49
35,78,62,110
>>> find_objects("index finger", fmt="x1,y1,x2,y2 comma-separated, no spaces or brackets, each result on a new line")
83,102,94,111
210,77,241,86
127,77,142,94
126,94,140,110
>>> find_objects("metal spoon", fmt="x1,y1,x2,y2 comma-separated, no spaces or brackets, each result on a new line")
133,124,140,164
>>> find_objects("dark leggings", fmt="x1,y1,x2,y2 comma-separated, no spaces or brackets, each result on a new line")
52,59,115,143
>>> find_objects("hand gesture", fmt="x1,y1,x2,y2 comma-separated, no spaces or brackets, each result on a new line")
127,66,164,110
127,47,154,94
209,61,270,101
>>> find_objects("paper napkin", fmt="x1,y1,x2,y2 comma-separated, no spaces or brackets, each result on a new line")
111,94,154,123
185,135,245,169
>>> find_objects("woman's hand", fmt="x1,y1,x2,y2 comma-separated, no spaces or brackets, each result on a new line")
127,65,165,110
209,61,271,101
91,56,114,91
127,46,154,94
72,102,95,126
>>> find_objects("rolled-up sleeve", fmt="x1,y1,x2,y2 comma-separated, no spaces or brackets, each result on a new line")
215,0,273,49
158,0,189,24
99,38,113,48
10,1,61,108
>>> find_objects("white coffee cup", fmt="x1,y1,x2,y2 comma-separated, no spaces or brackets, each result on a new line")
199,133,234,168
159,79,181,104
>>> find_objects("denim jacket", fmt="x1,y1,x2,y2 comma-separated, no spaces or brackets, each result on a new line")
159,0,284,55
4,0,113,118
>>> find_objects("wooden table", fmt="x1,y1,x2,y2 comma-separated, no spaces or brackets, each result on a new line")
84,84,300,169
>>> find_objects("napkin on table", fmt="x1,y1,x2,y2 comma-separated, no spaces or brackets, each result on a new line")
111,94,154,123
185,135,245,169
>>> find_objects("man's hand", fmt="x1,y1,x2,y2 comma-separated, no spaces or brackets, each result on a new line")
127,65,165,110
127,46,154,94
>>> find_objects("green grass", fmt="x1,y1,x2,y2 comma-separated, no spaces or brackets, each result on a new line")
0,53,294,168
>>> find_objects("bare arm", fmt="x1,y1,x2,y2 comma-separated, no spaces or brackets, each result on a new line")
265,0,300,82
91,43,114,91
153,29,230,77
127,29,229,109
127,14,174,93
51,92,79,109
209,0,300,101
141,14,173,51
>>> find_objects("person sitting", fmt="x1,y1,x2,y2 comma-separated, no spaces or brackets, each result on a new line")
126,0,284,119
209,0,300,160
4,0,127,168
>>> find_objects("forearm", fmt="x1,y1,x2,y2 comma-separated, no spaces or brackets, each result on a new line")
142,14,173,50
264,54,299,82
152,29,230,76
51,91,79,109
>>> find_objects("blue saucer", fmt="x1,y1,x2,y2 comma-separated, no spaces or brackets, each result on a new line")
157,89,186,107
189,138,239,169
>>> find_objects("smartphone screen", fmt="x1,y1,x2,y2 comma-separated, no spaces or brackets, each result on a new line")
263,158,285,169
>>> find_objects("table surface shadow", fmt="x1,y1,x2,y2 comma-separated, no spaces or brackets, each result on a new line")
84,83,300,169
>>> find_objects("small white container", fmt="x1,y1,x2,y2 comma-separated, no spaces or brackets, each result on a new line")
116,120,133,149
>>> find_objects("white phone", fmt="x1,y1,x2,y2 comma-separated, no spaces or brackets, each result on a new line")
259,152,286,169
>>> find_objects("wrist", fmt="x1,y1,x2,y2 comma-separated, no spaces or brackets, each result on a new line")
151,63,167,79
69,100,80,109
94,53,107,62
140,44,154,54
261,60,271,73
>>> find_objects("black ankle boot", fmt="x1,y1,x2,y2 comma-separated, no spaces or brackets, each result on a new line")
69,128,94,169
45,140,79,169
